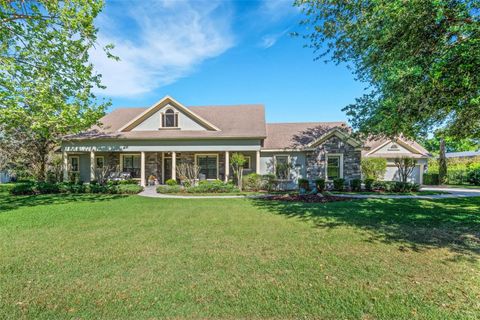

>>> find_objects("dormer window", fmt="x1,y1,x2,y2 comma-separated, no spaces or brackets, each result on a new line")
162,109,178,128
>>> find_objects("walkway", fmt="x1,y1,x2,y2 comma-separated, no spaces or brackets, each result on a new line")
139,186,480,200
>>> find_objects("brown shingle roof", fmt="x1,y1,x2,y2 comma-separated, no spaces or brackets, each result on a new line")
68,104,267,140
263,122,347,149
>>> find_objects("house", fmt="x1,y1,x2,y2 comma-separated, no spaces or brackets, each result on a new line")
445,150,480,159
0,171,10,184
62,96,429,187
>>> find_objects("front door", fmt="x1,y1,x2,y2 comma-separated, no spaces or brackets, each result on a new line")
164,157,172,182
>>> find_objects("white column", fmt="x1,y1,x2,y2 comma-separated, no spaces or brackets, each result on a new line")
171,151,176,181
90,150,95,182
256,150,261,174
63,151,68,182
161,152,165,184
141,151,146,187
225,151,230,182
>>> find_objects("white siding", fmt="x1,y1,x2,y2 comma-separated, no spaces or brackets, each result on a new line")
132,104,206,131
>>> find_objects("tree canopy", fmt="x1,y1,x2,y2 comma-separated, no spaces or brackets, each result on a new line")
0,0,114,180
295,0,480,140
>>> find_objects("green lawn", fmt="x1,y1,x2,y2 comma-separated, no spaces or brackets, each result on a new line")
330,190,449,195
0,190,479,319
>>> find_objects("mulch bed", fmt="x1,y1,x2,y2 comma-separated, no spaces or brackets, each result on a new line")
262,194,352,203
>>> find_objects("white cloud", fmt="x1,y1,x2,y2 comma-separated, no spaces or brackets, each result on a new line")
260,28,291,49
257,0,299,22
91,1,234,97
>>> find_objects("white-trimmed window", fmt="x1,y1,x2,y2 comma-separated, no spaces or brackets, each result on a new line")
69,156,79,172
196,154,218,180
243,156,251,169
95,156,104,169
274,155,290,180
121,154,141,178
162,108,178,128
326,154,343,180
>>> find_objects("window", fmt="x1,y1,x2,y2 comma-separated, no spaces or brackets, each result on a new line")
162,109,178,128
95,156,104,169
196,155,218,180
121,154,141,178
274,155,290,180
327,155,341,180
69,156,79,172
243,156,251,169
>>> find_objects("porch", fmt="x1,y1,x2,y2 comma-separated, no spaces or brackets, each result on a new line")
62,151,261,186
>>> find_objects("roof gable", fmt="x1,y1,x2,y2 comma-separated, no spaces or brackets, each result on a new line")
119,96,220,132
365,138,429,157
307,128,362,149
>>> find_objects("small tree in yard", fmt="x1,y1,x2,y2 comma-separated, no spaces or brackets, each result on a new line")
231,153,246,191
361,158,387,180
438,138,448,184
176,163,200,187
394,157,417,183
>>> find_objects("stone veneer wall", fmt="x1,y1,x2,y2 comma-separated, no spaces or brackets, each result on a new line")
306,136,361,181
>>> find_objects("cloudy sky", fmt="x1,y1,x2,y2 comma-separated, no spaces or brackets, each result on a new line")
91,0,364,123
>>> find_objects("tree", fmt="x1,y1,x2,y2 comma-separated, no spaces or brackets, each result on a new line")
295,0,480,140
419,133,479,155
439,138,448,184
176,162,200,187
394,157,417,183
361,158,387,180
230,153,246,191
0,1,115,181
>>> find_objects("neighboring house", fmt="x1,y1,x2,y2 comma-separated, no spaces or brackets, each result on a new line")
62,96,429,187
445,150,480,159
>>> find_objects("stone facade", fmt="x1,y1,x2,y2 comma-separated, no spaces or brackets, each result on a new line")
306,136,361,181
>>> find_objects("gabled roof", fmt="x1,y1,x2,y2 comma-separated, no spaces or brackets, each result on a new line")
263,122,348,150
67,103,267,140
119,96,220,132
307,128,362,148
363,137,430,158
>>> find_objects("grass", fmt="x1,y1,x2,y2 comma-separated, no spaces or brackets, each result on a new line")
432,184,480,189
330,190,450,195
0,190,479,319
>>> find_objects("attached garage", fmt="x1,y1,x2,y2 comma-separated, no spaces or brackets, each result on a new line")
363,138,430,185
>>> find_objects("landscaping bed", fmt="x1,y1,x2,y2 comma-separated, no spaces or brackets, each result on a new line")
9,180,144,195
263,193,352,203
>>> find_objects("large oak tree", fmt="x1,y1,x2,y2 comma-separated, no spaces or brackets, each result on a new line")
0,0,115,180
295,0,480,140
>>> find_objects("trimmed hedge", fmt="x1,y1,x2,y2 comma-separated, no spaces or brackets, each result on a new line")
423,173,439,185
157,180,239,194
350,179,362,192
364,178,374,191
333,178,345,191
10,182,143,195
315,179,325,192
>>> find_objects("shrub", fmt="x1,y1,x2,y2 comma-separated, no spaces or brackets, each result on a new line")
298,178,309,190
87,183,108,193
0,183,15,193
262,174,277,191
157,185,183,193
467,168,480,186
115,184,143,194
35,182,60,194
333,178,345,191
315,179,325,192
372,181,395,192
361,158,387,180
58,182,86,193
364,178,374,191
423,173,439,185
11,182,36,195
166,179,178,186
188,180,239,193
392,181,419,193
350,179,361,192
243,173,264,191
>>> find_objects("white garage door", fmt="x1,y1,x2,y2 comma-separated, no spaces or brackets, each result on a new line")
384,165,421,184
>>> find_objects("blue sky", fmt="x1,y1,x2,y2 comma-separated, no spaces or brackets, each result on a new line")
91,0,365,123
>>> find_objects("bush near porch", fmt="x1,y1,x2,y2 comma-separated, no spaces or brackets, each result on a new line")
10,181,143,195
157,180,239,194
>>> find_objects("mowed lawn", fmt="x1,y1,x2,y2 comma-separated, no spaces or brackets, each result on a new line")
0,189,479,319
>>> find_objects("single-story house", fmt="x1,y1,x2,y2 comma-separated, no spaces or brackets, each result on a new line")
62,96,430,187
0,171,10,184
445,150,480,159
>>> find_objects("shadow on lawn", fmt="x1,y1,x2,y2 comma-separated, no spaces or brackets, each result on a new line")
251,197,480,256
0,192,126,213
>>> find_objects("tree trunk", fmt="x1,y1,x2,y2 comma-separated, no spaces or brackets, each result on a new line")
439,138,447,185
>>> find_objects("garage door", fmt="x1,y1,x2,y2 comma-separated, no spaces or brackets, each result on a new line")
384,165,421,184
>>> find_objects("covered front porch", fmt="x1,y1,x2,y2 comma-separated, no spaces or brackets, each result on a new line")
62,150,261,186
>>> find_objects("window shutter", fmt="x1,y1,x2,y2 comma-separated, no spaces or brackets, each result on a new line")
161,114,165,127
175,113,178,127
